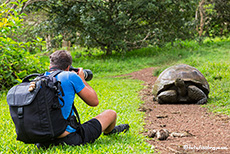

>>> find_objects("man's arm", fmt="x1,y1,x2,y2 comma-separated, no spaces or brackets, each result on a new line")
73,68,99,107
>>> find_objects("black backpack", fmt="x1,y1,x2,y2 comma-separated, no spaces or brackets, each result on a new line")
7,70,84,144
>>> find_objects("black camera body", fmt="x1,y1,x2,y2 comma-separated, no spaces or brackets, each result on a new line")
69,66,93,81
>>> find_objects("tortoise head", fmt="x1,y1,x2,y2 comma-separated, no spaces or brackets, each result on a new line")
175,78,185,88
175,78,187,97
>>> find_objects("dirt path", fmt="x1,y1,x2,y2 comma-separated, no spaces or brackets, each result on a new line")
119,67,230,154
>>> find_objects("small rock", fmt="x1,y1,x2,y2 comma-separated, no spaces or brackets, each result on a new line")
156,129,169,140
147,129,157,138
171,111,181,114
171,131,194,138
160,124,166,127
138,106,152,112
156,115,168,118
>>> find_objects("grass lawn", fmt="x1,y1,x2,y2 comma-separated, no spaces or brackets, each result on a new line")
1,37,230,153
0,77,154,153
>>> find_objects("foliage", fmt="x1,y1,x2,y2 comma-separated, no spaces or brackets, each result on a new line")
4,0,229,54
26,0,199,55
196,0,230,39
207,0,230,37
0,1,47,91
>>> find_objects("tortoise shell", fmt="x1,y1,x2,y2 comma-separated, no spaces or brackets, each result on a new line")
152,64,210,97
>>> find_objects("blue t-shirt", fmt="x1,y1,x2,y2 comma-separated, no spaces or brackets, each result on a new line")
44,71,85,133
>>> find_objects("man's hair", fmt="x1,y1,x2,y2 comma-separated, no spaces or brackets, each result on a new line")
50,50,72,70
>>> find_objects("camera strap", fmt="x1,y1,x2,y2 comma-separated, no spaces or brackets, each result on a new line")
67,103,85,142
49,67,61,72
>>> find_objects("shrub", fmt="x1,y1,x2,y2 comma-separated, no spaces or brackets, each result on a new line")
0,1,47,90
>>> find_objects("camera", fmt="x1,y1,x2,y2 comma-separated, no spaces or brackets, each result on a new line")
69,66,93,81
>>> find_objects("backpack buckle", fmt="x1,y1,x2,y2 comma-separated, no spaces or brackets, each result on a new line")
17,107,24,119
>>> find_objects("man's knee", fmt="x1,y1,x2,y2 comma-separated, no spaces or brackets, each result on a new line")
95,109,117,120
104,109,117,119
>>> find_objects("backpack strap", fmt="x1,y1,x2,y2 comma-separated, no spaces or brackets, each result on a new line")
73,104,85,142
49,70,63,78
22,70,62,83
49,70,65,106
72,104,81,124
22,73,42,82
67,103,85,142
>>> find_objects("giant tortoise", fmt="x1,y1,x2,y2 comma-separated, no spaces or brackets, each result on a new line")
152,64,210,104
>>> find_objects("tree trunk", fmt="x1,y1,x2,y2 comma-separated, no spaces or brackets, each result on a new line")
62,40,71,51
45,35,52,50
196,0,206,38
106,48,112,55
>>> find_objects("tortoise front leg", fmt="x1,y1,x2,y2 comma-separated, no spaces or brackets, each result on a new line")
157,90,177,104
188,85,207,104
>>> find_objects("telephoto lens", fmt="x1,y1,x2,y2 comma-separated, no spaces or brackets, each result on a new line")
69,66,93,81
83,69,93,81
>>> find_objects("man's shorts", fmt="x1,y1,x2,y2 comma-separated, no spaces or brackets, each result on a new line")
37,118,102,149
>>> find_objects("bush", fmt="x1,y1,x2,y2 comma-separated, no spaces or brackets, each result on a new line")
0,1,47,90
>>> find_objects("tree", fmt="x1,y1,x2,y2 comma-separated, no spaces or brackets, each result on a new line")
25,0,199,54
195,0,230,39
208,0,230,37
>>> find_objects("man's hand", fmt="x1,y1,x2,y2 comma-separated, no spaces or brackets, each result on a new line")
72,67,85,81
71,67,99,107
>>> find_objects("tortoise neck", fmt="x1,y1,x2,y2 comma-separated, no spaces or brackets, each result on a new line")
175,79,187,96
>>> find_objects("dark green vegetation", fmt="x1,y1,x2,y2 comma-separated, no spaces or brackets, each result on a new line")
2,0,230,54
26,0,198,55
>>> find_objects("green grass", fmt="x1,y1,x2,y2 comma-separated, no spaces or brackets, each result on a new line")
1,37,230,153
0,78,154,153
70,37,230,116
